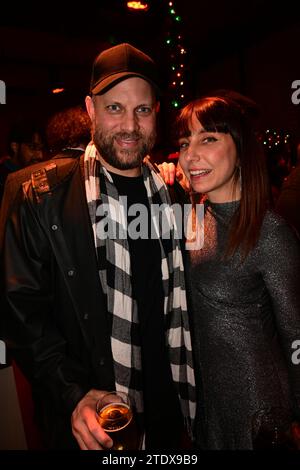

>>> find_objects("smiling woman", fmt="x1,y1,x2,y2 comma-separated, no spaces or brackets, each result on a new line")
177,92,266,259
179,120,240,204
170,90,300,449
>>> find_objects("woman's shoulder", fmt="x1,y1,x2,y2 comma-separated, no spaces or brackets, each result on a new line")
262,209,288,228
259,209,300,250
262,209,297,231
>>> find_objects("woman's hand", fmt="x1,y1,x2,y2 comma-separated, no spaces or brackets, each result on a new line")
158,161,190,191
158,162,176,185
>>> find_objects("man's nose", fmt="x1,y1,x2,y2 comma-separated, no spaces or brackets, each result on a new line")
121,112,139,133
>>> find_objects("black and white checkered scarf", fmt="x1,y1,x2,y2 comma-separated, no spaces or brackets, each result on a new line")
84,142,196,437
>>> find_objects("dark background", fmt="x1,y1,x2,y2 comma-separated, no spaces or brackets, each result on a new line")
1,0,300,158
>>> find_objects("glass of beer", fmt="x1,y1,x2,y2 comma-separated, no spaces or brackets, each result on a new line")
96,391,141,450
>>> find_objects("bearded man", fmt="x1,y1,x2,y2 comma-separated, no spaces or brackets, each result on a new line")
1,43,195,450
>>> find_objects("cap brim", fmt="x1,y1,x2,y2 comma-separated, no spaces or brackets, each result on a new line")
91,72,161,96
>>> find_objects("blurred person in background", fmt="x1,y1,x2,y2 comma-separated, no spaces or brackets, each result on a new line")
46,105,91,156
0,119,45,201
276,142,300,238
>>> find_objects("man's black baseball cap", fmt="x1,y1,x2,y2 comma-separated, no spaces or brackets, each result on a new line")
90,43,160,96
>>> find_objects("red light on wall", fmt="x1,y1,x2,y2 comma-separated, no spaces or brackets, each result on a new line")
52,88,65,94
127,1,149,11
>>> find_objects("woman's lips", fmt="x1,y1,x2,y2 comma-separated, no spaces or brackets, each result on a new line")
189,169,212,179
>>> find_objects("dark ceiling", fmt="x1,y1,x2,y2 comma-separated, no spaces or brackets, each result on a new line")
1,0,300,151
2,0,300,66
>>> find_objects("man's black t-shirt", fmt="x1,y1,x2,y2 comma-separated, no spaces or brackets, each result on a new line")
109,171,183,448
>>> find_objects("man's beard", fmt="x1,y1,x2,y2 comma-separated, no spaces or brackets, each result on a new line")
93,127,156,170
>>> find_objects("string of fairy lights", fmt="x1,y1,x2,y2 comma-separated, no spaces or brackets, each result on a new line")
51,1,296,158
258,129,297,166
164,1,188,109
260,129,291,150
126,2,297,160
127,1,188,109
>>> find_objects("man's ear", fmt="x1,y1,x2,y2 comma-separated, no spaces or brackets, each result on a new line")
10,142,19,156
85,95,95,121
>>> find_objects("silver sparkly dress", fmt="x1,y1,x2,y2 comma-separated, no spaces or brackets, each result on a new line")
187,200,300,449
